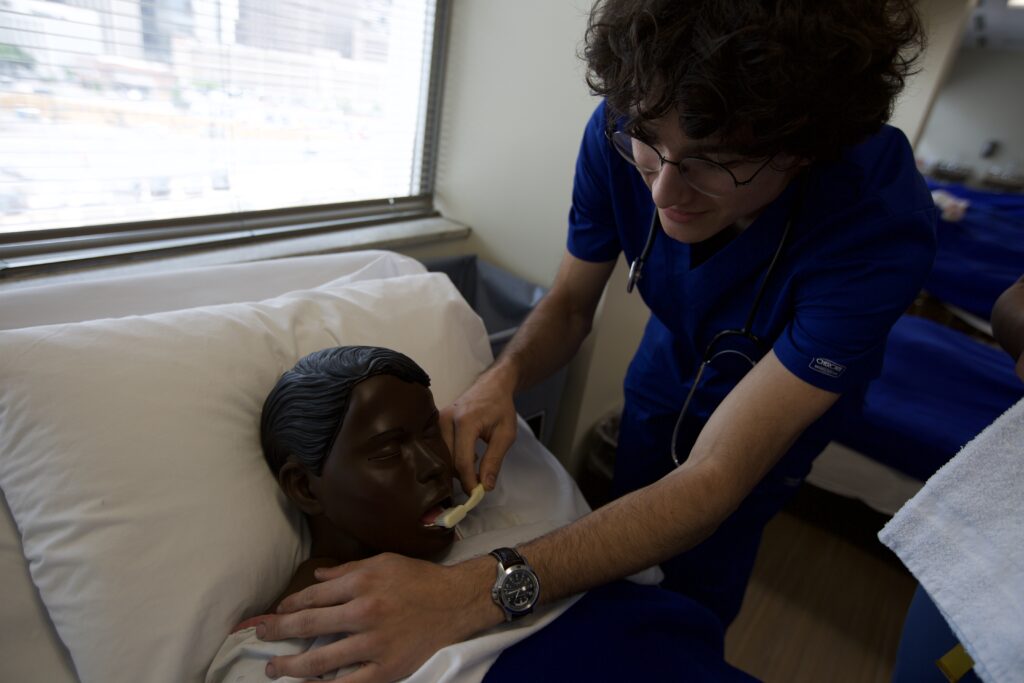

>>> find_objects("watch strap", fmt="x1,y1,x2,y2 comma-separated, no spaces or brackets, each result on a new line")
489,547,538,622
489,547,526,569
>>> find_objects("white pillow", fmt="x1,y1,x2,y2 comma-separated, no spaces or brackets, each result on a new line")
0,250,430,683
0,250,427,331
0,272,492,683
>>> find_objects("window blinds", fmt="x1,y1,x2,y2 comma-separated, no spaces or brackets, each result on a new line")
0,0,445,249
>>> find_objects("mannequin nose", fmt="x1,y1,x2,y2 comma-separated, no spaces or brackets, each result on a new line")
412,440,447,482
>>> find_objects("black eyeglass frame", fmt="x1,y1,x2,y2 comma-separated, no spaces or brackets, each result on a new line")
607,129,776,198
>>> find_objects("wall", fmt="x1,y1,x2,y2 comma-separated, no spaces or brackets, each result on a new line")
434,0,629,472
889,0,974,146
434,0,594,287
917,47,1024,173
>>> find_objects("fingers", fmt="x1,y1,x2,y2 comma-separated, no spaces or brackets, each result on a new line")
275,572,358,615
477,418,516,491
446,371,519,494
265,633,373,680
313,561,359,583
452,422,480,494
442,405,480,494
264,558,478,683
335,662,384,683
260,603,361,643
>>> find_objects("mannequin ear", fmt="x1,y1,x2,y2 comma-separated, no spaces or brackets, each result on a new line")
278,460,323,516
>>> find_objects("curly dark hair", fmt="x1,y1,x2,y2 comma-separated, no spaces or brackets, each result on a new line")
583,0,925,160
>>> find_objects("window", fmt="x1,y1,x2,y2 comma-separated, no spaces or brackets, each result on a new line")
0,0,447,268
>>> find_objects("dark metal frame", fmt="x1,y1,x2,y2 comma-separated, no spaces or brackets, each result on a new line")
608,129,775,194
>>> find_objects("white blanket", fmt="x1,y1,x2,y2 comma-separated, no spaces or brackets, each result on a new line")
878,398,1024,683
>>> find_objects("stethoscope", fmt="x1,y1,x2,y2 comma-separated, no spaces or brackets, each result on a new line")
627,174,805,296
627,206,792,299
626,181,802,299
624,179,806,467
626,210,660,294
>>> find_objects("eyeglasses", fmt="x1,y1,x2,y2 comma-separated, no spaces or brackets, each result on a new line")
609,130,775,199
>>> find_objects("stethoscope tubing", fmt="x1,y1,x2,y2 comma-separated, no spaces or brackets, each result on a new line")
628,177,808,467
626,210,660,294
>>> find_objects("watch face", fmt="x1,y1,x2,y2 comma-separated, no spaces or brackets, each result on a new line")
500,568,539,611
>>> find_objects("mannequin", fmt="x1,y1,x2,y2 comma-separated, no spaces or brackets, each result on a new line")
206,346,755,682
259,345,456,608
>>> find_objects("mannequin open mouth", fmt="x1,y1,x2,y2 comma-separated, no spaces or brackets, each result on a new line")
421,497,454,527
425,484,486,528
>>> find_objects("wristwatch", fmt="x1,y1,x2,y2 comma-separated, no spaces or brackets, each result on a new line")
489,547,540,622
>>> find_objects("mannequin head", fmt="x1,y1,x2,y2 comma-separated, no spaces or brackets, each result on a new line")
260,346,455,560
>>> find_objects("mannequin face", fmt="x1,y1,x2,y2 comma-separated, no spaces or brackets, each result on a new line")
306,374,455,558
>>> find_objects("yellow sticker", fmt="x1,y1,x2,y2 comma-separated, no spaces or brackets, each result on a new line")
936,643,974,683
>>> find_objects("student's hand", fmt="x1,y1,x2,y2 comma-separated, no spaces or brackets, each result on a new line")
440,365,519,494
256,553,499,682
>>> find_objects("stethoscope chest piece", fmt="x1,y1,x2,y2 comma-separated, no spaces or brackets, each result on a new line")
626,210,661,294
626,258,642,293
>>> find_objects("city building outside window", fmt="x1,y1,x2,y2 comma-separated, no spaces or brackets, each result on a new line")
0,0,445,267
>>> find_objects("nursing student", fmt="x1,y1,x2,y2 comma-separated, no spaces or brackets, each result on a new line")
258,1,938,680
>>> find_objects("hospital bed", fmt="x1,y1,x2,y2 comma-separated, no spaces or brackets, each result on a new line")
807,182,1024,514
0,251,750,683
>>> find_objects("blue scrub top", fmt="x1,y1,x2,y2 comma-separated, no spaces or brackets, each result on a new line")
568,101,937,472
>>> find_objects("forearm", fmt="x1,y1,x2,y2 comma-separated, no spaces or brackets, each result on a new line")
490,293,594,393
485,252,616,395
448,458,732,636
523,405,790,600
449,387,749,633
523,458,729,601
457,351,838,621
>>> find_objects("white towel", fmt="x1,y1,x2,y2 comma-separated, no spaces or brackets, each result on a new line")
879,398,1024,683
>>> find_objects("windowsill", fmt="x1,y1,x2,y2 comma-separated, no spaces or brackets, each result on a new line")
0,216,470,292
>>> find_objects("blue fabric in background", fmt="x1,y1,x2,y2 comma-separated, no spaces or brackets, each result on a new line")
925,180,1024,320
834,181,1024,481
927,179,1024,217
833,315,1024,481
484,581,758,683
